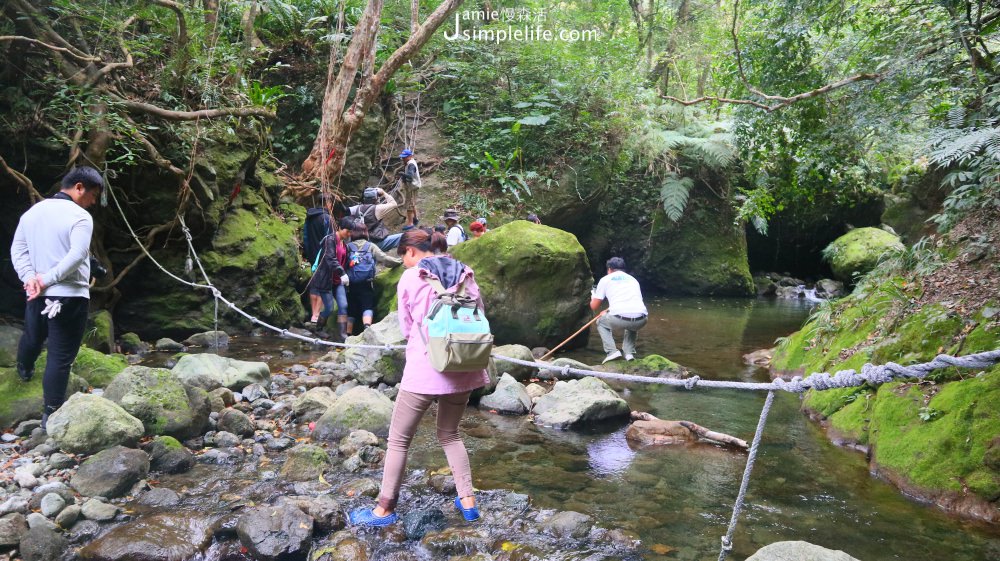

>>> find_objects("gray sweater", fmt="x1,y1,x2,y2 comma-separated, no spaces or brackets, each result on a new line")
10,198,93,298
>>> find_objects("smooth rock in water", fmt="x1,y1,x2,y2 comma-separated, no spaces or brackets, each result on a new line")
138,487,182,508
55,504,81,528
279,444,331,482
745,541,862,561
293,387,337,422
479,373,532,415
775,285,806,299
815,279,845,299
338,430,379,457
242,383,269,402
39,493,65,517
236,503,314,561
281,495,343,533
402,508,446,541
340,313,407,386
183,330,230,348
542,510,593,538
310,530,368,561
78,512,216,561
48,452,76,470
146,436,195,474
171,353,269,391
490,344,538,383
217,408,255,437
0,512,27,546
419,527,492,556
212,431,242,448
20,524,68,561
265,436,294,451
155,338,185,351
340,478,380,498
71,446,149,498
104,366,210,439
313,386,393,441
532,376,629,429
81,498,119,521
47,393,145,455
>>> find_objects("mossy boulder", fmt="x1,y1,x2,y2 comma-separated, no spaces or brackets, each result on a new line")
312,386,393,441
104,366,211,438
450,221,593,348
489,344,538,383
340,313,406,386
83,310,114,354
0,325,21,367
280,444,332,482
0,367,87,429
373,265,404,321
71,347,129,387
47,393,145,455
171,353,270,391
823,227,904,283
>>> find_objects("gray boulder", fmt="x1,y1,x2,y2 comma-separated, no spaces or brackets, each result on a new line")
78,512,217,561
55,504,80,528
746,541,861,561
338,430,379,456
236,503,314,561
146,436,195,474
47,393,144,455
479,373,532,415
292,387,337,422
71,446,149,498
279,444,331,482
183,330,229,348
19,524,68,561
542,511,593,539
80,498,119,521
280,495,343,533
217,409,255,437
340,313,406,386
103,366,210,439
532,376,629,429
154,338,185,351
489,344,538,383
313,386,393,441
815,279,845,299
171,353,269,391
0,513,27,547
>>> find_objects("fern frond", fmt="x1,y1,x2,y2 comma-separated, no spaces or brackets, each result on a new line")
660,174,694,222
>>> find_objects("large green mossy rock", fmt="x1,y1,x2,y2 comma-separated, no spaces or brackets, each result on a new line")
450,222,592,348
0,325,22,367
104,366,211,438
823,227,904,283
340,313,406,386
83,310,115,354
72,347,129,387
312,386,393,441
0,368,87,429
48,393,145,455
373,265,404,321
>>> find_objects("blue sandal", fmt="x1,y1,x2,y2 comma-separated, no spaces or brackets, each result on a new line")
454,497,481,521
349,508,399,527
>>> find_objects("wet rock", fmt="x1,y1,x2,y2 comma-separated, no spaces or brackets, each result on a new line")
500,491,530,512
542,510,593,538
0,512,28,546
281,495,343,532
402,508,446,540
55,504,81,528
47,393,144,455
313,386,393,441
210,431,242,448
311,530,368,561
744,348,774,367
340,313,407,386
171,353,269,391
265,436,294,451
490,344,538,383
154,338,185,351
419,527,491,556
146,436,195,474
28,483,74,511
236,503,314,561
208,387,235,411
428,474,456,495
39,493,65,517
480,373,532,415
341,478,380,499
289,364,310,376
0,496,29,516
243,383,270,402
293,387,338,422
48,452,76,470
71,446,149,498
138,487,181,508
280,444,332,482
775,285,807,299
15,419,41,437
815,279,845,299
104,366,211,439
81,498,119,521
26,512,56,530
339,430,379,456
78,512,217,561
69,519,101,543
344,446,385,472
183,330,230,348
532,377,629,429
20,524,68,561
525,383,547,400
119,332,149,355
745,541,861,561
217,409,255,437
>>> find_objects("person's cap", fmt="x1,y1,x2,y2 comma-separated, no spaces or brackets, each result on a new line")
441,209,460,221
362,187,378,201
475,217,487,226
470,221,485,232
399,149,413,158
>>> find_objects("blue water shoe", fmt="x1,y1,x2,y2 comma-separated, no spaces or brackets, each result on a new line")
454,497,481,521
349,508,398,527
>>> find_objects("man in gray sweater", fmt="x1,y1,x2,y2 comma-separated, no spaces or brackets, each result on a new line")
11,166,103,429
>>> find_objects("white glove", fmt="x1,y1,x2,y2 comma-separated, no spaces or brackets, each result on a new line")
40,298,62,319
340,274,350,287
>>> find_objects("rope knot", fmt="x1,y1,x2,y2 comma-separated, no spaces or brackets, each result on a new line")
720,536,732,551
684,375,700,390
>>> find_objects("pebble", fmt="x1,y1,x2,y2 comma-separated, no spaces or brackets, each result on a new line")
14,472,38,490
48,453,76,470
14,420,40,437
289,364,309,375
1,434,17,443
26,512,57,531
81,499,119,521
0,497,28,516
39,494,66,517
55,505,81,528
281,350,295,358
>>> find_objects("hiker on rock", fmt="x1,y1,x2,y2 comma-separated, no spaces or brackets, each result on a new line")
305,216,353,341
348,187,403,252
442,209,466,249
590,256,648,364
11,166,103,429
343,221,402,335
398,149,421,227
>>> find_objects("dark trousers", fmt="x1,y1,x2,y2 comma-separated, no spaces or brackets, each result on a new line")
16,296,89,412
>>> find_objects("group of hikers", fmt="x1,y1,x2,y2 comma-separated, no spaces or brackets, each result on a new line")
10,162,648,528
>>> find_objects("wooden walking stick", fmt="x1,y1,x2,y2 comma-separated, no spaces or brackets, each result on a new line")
540,311,605,361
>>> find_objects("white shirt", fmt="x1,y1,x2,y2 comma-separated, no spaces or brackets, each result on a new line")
405,160,421,189
348,190,398,222
594,270,647,317
446,225,465,248
11,198,93,298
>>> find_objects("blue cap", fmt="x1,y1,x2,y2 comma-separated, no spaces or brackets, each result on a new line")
399,149,413,158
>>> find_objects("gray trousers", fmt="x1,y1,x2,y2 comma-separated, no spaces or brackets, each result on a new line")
597,314,647,355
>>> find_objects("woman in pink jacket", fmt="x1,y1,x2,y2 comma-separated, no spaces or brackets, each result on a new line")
349,228,490,527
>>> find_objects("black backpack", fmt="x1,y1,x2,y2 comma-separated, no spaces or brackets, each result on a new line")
358,204,390,242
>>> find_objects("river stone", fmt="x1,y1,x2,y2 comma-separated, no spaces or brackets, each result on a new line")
208,387,235,411
212,431,242,448
39,493,65,517
236,503,314,561
71,446,149,498
138,487,182,508
0,496,29,516
29,483,74,512
313,386,393,441
55,504,81,528
217,408,255,437
171,353,270,391
281,495,343,533
20,524,68,561
542,510,593,538
546,358,593,379
293,387,337,422
103,366,210,439
402,508,446,541
0,513,27,546
745,541,861,561
823,227,904,282
81,498,119,521
242,383,269,402
47,393,144,455
532,377,629,429
419,526,492,556
815,279,845,299
490,344,538,383
479,373,532,415
525,383,547,400
311,530,368,561
338,430,379,456
78,512,216,561
26,512,56,531
0,325,21,367
340,313,407,386
280,444,331,482
183,330,230,348
155,338,185,351
146,436,195,474
48,452,76,469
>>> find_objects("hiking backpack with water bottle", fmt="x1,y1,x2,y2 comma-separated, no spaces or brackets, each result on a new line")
418,275,494,372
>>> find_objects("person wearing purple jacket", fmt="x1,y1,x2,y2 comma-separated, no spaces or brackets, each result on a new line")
349,228,489,527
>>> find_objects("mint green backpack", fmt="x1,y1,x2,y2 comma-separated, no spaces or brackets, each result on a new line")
418,276,494,373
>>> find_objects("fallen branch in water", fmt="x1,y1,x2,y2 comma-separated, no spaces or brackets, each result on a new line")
627,411,748,450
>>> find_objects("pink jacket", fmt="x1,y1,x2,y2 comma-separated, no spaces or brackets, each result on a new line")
396,258,490,395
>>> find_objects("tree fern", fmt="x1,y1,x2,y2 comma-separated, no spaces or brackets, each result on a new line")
660,173,694,222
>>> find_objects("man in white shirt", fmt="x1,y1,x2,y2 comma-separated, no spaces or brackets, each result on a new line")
589,257,648,363
398,149,421,226
11,166,103,428
442,209,466,249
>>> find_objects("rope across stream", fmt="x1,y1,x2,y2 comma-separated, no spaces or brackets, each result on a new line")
106,183,1000,560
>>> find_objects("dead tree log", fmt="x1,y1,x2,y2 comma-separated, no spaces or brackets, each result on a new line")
627,411,748,450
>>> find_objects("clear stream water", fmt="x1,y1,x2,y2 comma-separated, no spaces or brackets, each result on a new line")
211,297,1000,561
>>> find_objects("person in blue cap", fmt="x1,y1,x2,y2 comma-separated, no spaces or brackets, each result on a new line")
398,149,421,226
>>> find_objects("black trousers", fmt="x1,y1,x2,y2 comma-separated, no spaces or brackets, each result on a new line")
16,296,89,412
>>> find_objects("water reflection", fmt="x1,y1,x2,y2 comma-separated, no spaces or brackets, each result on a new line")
586,429,636,477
